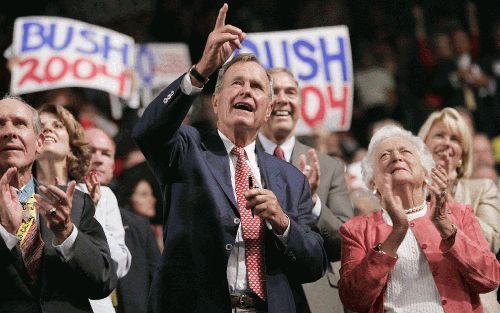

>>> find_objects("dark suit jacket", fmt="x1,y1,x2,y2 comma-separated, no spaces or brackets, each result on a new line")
132,75,327,313
116,209,160,313
0,187,117,313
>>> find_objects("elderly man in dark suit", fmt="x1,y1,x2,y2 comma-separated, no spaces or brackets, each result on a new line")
257,68,353,313
0,96,116,313
132,4,327,313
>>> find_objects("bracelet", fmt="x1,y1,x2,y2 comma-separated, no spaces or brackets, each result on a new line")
374,242,398,259
189,65,209,85
441,223,457,240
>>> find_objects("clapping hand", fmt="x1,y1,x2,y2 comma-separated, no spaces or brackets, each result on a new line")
298,149,321,202
84,170,101,205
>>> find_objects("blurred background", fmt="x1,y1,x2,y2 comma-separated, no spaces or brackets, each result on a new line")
1,0,499,217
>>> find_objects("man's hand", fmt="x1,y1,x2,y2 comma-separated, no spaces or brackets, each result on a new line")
35,181,76,244
0,167,23,234
84,171,101,206
195,3,246,79
298,149,321,201
245,188,289,235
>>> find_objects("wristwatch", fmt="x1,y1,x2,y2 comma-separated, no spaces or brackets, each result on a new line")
189,65,209,86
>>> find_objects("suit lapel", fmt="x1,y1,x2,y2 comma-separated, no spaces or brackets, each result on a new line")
290,141,309,169
202,131,238,213
256,147,286,207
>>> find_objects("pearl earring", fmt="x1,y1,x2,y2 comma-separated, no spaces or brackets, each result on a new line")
372,188,378,195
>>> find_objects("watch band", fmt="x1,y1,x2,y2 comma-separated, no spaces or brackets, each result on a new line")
189,65,209,85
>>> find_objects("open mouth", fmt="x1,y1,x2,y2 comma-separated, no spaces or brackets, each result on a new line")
271,110,291,116
233,102,253,112
44,137,57,143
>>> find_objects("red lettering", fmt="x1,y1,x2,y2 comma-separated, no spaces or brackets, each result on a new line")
72,58,98,80
326,85,349,128
18,58,43,86
15,56,131,97
44,56,68,82
300,86,325,127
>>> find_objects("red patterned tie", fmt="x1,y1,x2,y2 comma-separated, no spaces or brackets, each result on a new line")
273,146,286,161
20,220,44,282
231,146,266,301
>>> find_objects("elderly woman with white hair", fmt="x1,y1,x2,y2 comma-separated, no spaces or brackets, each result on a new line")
339,125,499,313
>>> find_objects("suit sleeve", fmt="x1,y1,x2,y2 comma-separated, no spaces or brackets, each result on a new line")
338,222,397,312
441,203,500,294
66,193,118,299
279,174,328,284
315,157,353,262
132,74,198,182
473,180,500,253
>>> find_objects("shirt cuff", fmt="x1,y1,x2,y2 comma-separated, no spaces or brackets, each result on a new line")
180,73,204,95
265,216,291,244
53,226,79,262
0,223,20,250
311,195,322,221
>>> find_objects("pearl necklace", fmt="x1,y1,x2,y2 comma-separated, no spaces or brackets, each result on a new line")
403,201,427,214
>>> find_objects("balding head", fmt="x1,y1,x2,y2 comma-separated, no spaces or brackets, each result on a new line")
84,128,116,185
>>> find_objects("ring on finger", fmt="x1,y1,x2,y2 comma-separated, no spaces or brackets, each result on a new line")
48,207,57,216
304,165,311,172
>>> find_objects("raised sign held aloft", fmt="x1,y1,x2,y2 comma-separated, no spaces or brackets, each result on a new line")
10,16,135,98
235,26,353,134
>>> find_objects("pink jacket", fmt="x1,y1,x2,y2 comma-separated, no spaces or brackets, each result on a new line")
339,202,499,313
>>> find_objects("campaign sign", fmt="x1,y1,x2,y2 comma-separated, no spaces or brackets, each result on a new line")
10,16,135,98
135,43,191,106
236,26,353,134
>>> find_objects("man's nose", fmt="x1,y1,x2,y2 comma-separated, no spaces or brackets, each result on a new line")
239,82,252,96
1,124,17,139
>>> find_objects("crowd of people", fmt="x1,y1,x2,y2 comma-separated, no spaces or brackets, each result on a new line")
0,1,499,313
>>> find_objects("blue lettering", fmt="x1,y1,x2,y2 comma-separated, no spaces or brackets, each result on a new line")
240,39,259,58
47,24,74,51
103,36,130,65
320,37,348,82
76,29,99,55
293,40,317,81
135,45,154,86
281,40,290,69
21,22,46,52
262,40,273,68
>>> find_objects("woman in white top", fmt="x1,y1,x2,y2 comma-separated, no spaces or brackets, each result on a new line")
35,103,131,313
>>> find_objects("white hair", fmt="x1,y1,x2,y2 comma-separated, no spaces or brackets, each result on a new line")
361,125,435,188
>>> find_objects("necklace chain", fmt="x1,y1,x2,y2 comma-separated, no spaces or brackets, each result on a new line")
404,201,427,214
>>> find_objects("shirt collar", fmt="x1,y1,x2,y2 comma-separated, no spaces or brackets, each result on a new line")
218,129,257,164
257,132,295,162
16,177,35,203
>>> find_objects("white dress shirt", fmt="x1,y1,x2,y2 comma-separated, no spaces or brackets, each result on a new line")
77,184,132,313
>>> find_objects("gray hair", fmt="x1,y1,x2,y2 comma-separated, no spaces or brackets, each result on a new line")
2,94,42,135
214,53,274,99
361,125,435,188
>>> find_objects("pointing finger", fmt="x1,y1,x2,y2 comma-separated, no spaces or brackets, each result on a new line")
214,3,228,29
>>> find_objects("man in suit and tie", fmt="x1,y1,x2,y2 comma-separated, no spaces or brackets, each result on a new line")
257,68,353,313
84,127,160,313
132,4,327,313
0,96,116,313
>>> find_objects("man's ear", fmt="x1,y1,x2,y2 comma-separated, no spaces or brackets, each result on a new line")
264,101,273,121
212,93,219,115
35,133,44,155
